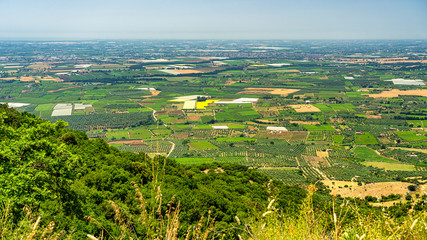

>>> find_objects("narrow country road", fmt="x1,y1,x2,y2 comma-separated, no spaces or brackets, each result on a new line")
167,141,176,157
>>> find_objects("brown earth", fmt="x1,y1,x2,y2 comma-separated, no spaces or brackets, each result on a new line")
366,89,427,98
289,104,321,113
290,121,321,125
365,115,382,119
326,181,412,199
239,88,300,96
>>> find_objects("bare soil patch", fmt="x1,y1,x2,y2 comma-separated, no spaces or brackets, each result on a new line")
367,89,427,98
327,181,412,199
20,77,35,82
187,116,201,121
256,119,278,123
290,121,321,125
289,104,321,113
316,151,329,158
143,90,161,98
365,115,382,119
239,88,300,96
225,80,236,85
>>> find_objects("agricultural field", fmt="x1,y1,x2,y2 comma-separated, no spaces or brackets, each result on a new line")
395,131,427,142
354,132,379,145
1,40,427,188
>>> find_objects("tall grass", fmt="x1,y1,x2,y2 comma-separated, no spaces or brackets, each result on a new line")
242,184,427,240
0,202,70,240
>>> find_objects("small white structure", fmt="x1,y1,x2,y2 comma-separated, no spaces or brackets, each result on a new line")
137,87,156,91
344,76,355,80
216,98,259,104
212,126,229,130
266,126,288,132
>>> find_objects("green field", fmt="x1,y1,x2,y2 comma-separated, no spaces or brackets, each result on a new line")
106,130,129,140
34,103,55,112
354,146,397,162
189,141,219,150
354,132,378,145
303,125,335,131
333,135,344,145
395,131,427,142
129,128,152,139
216,137,256,142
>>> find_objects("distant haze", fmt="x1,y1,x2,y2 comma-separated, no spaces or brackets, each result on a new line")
0,0,426,40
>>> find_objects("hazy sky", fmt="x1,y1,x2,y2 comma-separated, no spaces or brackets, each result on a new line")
0,0,426,40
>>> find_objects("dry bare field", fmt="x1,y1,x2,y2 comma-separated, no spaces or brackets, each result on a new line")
290,120,321,125
143,90,161,98
289,104,321,112
326,181,412,199
365,115,382,119
366,89,427,98
239,88,300,96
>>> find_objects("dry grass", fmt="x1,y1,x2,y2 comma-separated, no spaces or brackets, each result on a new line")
0,203,69,240
244,184,427,240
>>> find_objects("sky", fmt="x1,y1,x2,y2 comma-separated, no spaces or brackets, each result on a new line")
0,0,426,40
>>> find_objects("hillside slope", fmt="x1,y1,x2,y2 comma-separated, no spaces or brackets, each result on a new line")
0,104,306,238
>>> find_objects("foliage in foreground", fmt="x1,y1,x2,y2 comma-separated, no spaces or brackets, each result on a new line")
0,104,305,238
244,185,427,240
